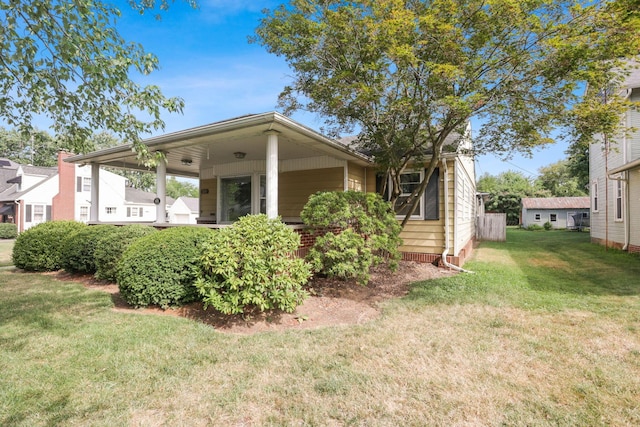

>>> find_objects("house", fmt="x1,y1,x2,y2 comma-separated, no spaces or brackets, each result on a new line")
521,197,590,229
168,196,199,224
590,64,640,252
65,112,476,266
0,152,163,232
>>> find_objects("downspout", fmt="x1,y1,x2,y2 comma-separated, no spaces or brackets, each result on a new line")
623,107,630,251
441,158,473,273
14,200,21,233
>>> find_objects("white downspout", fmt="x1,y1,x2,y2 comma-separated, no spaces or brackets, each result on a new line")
441,158,473,273
623,108,630,251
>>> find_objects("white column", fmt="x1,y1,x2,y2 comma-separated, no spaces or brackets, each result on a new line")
265,131,279,219
90,163,100,222
156,158,167,223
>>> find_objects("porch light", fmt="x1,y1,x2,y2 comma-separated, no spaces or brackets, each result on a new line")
181,158,192,166
233,151,246,159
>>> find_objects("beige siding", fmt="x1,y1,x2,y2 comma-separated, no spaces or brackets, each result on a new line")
198,178,217,217
347,162,366,192
278,167,344,218
454,157,476,255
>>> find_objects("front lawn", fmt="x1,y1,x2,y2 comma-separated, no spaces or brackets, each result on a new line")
0,239,13,267
1,229,639,425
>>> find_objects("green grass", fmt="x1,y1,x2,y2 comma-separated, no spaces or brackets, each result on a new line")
1,229,639,426
0,239,13,267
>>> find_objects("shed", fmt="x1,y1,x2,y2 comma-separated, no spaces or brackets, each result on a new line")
521,197,590,229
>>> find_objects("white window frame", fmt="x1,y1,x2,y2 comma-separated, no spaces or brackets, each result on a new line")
393,170,424,220
534,213,541,222
33,204,44,222
592,181,599,212
549,213,557,222
615,180,624,222
217,173,266,224
105,207,116,215
83,177,91,192
79,206,89,222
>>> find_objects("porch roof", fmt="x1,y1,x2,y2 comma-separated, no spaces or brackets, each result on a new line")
65,112,373,177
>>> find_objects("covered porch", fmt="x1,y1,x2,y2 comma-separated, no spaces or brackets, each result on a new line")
66,112,375,226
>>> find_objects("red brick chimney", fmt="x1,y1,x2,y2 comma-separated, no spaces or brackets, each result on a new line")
52,151,76,220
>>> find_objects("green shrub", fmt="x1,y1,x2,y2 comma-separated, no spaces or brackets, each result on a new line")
94,224,157,282
196,215,311,315
116,227,213,308
543,221,553,231
12,221,87,271
61,225,117,274
301,191,402,284
307,229,374,285
526,224,544,231
0,223,17,239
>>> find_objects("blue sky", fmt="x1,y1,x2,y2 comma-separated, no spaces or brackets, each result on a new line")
37,0,573,178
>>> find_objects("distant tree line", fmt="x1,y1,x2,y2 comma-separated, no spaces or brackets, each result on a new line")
477,157,588,225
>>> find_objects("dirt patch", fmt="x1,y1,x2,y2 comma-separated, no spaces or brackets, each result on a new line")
54,261,456,334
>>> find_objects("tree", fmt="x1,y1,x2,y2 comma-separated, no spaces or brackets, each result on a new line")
477,171,547,224
0,127,62,166
165,176,199,199
536,160,587,197
254,0,640,227
0,0,195,163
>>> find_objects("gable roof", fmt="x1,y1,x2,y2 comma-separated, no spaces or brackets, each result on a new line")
178,196,199,212
522,197,590,210
0,159,57,201
125,187,175,205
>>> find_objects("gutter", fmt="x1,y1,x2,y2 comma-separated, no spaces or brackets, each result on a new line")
441,158,473,273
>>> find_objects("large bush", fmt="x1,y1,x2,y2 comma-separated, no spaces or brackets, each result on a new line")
12,221,87,271
61,224,117,274
0,223,17,239
301,191,402,284
116,226,213,308
94,224,157,282
196,215,311,315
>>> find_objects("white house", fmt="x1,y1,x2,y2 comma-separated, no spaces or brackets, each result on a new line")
590,62,640,252
0,152,164,232
168,196,199,224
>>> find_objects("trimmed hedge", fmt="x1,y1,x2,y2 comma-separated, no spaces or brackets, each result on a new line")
12,221,87,271
196,215,311,314
61,225,117,274
94,224,157,282
0,223,17,239
116,227,214,308
301,191,402,284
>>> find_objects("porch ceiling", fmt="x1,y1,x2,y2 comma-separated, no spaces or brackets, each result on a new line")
66,112,372,178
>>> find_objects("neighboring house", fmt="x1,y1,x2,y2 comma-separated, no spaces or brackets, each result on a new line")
168,196,199,224
66,112,476,266
0,152,163,232
590,63,640,252
521,197,590,229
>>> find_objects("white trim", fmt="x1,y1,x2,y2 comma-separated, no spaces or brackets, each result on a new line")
265,131,279,219
343,160,349,191
90,164,100,221
393,169,424,220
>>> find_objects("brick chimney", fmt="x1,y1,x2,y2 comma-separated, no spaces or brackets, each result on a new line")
52,151,76,220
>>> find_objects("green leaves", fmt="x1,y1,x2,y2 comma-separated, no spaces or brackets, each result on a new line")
196,215,311,315
0,0,188,161
255,0,640,223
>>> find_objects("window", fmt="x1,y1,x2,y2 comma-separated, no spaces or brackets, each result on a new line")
616,180,623,221
534,213,541,221
220,176,252,223
105,207,116,215
592,182,598,212
33,205,44,222
79,206,88,222
259,175,267,215
394,171,423,218
550,214,557,222
77,177,91,192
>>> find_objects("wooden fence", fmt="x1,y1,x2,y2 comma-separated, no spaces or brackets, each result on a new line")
476,213,506,242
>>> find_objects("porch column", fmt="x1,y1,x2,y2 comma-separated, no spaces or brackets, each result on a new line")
265,131,279,219
156,158,167,223
90,163,100,222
